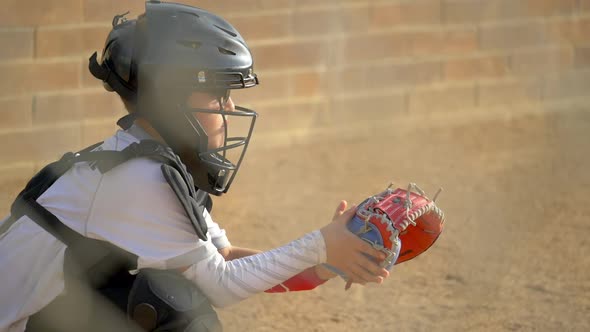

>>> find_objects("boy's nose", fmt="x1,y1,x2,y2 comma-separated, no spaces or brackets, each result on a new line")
223,97,235,112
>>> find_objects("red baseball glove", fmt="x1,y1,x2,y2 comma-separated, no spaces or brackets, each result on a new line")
350,182,446,267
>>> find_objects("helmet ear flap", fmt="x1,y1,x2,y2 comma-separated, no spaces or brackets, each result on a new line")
95,49,116,92
103,82,115,92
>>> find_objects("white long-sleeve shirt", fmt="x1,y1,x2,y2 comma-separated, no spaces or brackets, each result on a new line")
0,125,326,331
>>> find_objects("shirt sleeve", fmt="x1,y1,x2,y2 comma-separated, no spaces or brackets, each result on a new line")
182,230,327,308
203,209,230,250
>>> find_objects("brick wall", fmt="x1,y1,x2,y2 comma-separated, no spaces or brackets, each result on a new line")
1,0,589,182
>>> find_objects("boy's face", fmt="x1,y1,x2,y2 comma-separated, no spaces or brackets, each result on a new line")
186,91,235,149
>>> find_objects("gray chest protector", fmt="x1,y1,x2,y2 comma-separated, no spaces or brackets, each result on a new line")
0,140,222,332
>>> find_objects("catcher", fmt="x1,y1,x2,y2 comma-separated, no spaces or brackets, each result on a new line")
0,1,444,332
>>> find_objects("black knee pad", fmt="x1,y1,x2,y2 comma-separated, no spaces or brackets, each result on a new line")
127,269,221,332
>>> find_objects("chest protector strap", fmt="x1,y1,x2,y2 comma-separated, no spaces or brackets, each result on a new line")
3,140,210,243
89,139,211,241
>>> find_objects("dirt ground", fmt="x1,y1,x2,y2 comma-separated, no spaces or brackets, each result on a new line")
211,107,590,332
1,107,589,331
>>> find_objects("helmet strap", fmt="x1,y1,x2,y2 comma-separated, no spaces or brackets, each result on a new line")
88,52,136,102
116,113,138,130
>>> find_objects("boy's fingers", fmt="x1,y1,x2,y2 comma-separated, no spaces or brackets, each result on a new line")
336,204,357,224
355,252,389,278
344,279,353,290
355,238,386,260
332,200,348,219
350,263,383,284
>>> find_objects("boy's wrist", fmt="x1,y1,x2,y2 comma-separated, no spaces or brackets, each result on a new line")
314,264,337,281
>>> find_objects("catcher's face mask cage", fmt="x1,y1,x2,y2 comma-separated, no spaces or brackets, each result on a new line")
181,96,258,195
131,1,259,195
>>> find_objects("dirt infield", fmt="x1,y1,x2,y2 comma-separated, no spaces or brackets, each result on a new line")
1,107,589,331
213,107,590,331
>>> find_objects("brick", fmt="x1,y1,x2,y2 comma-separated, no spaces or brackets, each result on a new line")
443,0,576,24
328,67,368,93
370,0,441,28
81,92,126,119
444,56,509,80
253,101,329,135
0,130,35,163
292,71,324,97
574,47,590,66
344,33,407,63
408,85,476,113
344,29,477,63
366,61,441,89
231,72,289,105
0,0,83,26
478,79,541,106
405,29,478,56
442,0,485,24
36,26,111,58
510,47,574,75
542,70,590,100
233,70,325,104
293,6,369,36
0,62,80,97
0,163,35,187
547,18,590,45
0,29,34,60
0,97,33,129
34,91,122,122
33,94,83,125
231,13,291,41
251,40,326,70
83,26,113,54
292,0,365,8
523,0,577,17
331,92,406,124
80,122,121,146
83,0,145,23
83,0,292,22
33,125,82,161
185,0,292,14
479,22,549,50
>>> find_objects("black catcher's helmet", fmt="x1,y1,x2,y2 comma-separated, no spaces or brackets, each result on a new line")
89,1,259,195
